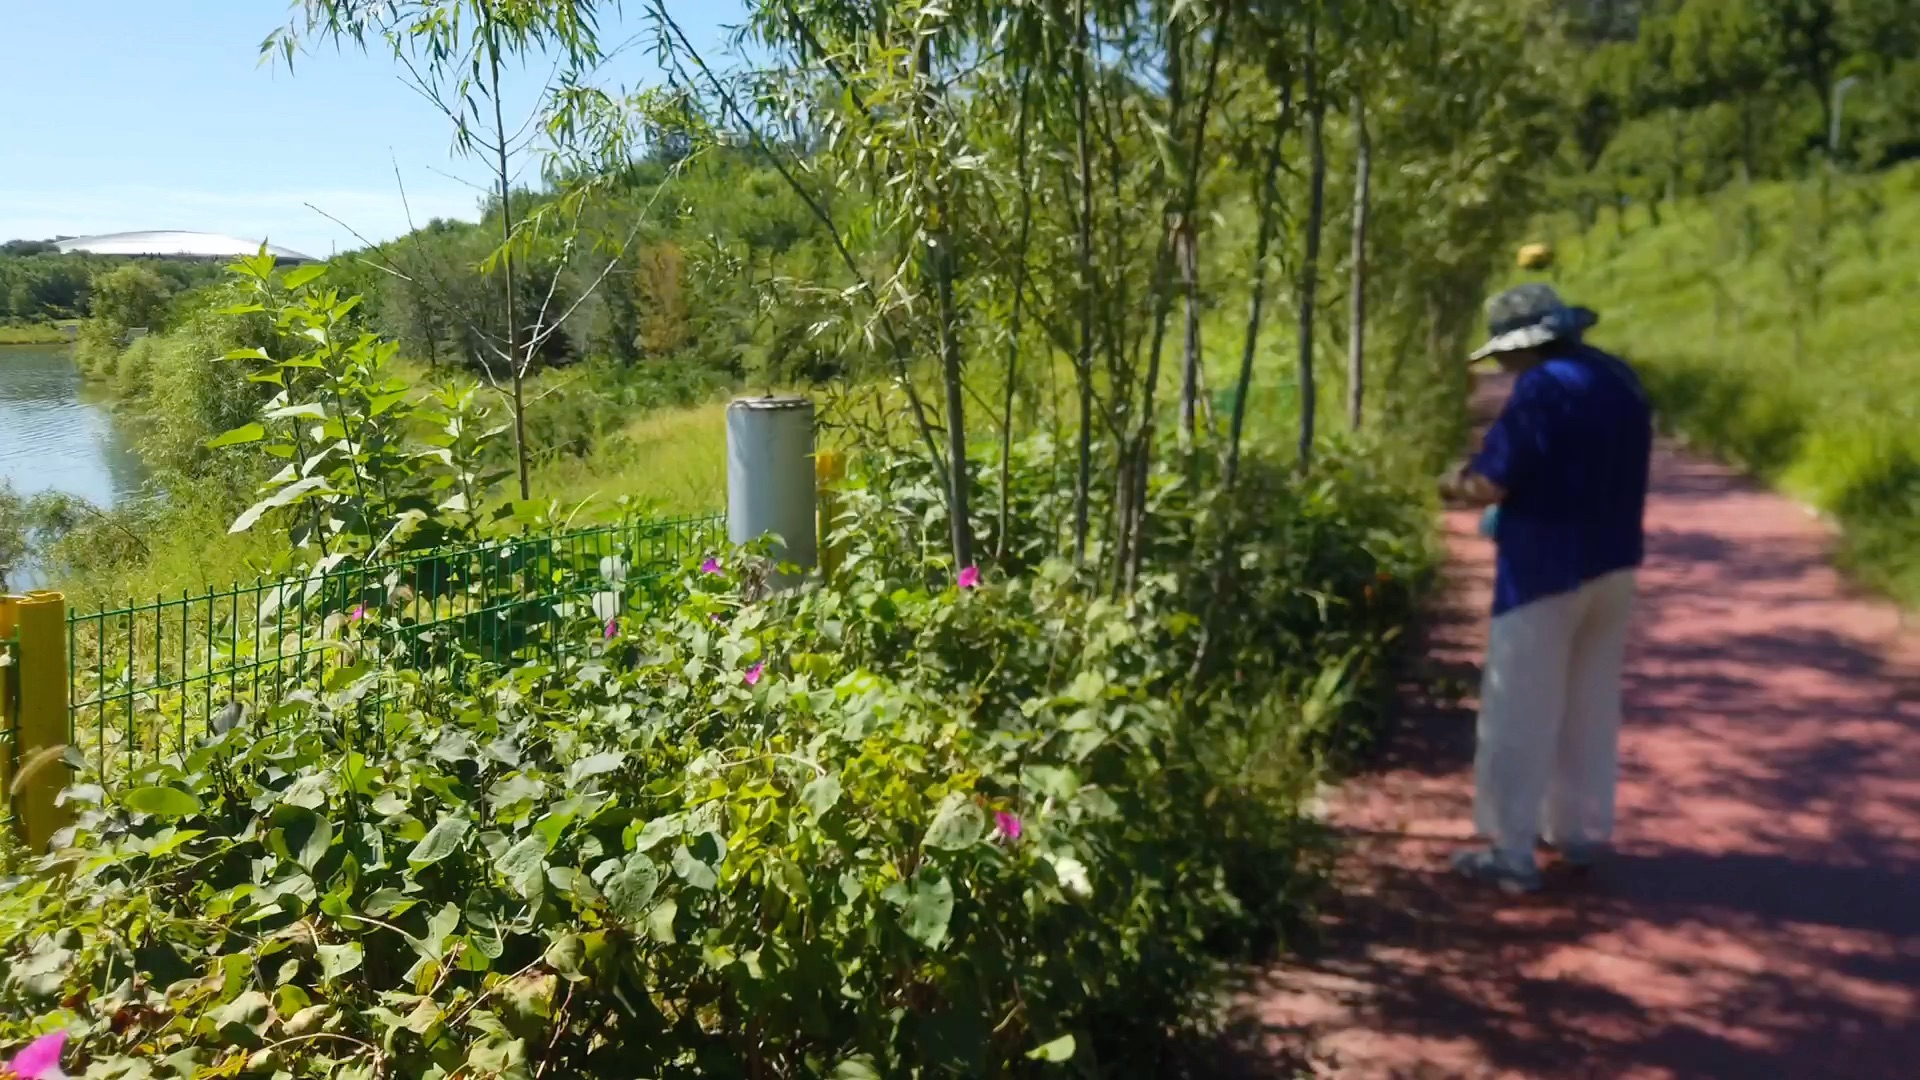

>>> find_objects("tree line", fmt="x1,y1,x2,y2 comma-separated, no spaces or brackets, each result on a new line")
0,249,224,325
1551,0,1920,223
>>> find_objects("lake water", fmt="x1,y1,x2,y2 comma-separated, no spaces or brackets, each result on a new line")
0,343,149,554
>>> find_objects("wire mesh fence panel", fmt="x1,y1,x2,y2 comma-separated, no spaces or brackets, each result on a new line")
66,513,724,779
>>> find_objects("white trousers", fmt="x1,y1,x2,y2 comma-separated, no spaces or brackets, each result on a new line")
1473,570,1636,864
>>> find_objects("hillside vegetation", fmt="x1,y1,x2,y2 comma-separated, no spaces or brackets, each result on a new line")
1542,161,1920,602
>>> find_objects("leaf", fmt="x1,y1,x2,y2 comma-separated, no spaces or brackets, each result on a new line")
297,814,334,873
266,401,329,421
544,934,587,982
316,942,364,980
832,1057,882,1080
645,897,678,944
125,786,201,817
901,872,954,950
206,422,267,448
632,814,681,852
229,475,330,534
408,814,470,865
368,390,410,416
604,853,661,920
282,263,328,289
800,774,842,818
495,834,548,895
923,792,985,851
567,751,625,786
671,844,717,891
1026,1035,1076,1062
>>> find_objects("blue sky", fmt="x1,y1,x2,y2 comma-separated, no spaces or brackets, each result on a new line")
0,1,746,259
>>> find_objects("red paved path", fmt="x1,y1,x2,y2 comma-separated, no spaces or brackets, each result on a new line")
1233,377,1920,1078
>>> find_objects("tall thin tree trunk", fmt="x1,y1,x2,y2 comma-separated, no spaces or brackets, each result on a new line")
916,35,973,569
1224,114,1288,490
1296,26,1327,471
1346,91,1371,432
489,38,530,500
1119,22,1185,595
997,72,1034,563
935,208,973,569
1177,6,1229,447
1071,0,1094,566
1178,229,1202,441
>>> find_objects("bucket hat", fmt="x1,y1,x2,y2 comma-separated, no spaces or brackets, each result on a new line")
1469,283,1598,362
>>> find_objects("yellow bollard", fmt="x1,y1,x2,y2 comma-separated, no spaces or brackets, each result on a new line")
11,592,71,851
0,595,17,831
815,449,846,582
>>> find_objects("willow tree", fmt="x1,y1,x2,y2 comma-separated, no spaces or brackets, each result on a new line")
269,0,649,502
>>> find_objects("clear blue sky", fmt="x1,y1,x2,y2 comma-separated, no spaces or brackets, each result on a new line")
0,1,746,260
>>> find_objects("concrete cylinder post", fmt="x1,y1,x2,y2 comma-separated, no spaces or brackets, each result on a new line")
727,396,818,585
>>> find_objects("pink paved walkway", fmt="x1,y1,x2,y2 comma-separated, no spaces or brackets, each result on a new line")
1234,377,1920,1078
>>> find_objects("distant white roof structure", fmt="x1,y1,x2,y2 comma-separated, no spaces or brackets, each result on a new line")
54,230,317,263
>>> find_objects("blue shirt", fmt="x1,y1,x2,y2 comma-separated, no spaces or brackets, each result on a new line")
1471,344,1652,616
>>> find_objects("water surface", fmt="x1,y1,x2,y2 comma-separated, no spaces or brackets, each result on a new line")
0,344,147,508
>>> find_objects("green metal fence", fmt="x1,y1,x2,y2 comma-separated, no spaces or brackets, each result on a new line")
66,513,724,778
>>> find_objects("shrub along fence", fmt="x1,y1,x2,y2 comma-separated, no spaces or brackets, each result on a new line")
0,513,724,846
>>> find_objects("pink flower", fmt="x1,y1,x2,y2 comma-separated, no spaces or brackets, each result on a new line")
7,1031,66,1079
957,565,981,590
603,618,618,640
994,810,1022,843
710,613,724,623
743,662,765,687
700,557,722,575
348,604,368,622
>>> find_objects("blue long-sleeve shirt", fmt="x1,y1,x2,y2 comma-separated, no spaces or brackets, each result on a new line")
1470,344,1653,616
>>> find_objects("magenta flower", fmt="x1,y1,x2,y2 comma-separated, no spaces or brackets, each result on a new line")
700,557,722,575
743,662,765,687
994,810,1023,843
348,604,368,622
957,565,981,590
710,613,724,623
603,617,618,640
7,1031,66,1079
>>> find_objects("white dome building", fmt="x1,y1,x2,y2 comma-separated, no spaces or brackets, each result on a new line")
54,230,316,264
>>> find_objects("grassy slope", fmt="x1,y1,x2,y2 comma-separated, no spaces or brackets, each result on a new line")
0,321,75,345
1537,162,1920,603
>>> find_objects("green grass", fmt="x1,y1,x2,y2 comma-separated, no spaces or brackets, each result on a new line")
0,320,75,345
531,397,732,520
1534,162,1920,604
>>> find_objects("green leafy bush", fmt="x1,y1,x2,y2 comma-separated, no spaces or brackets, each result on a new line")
0,437,1428,1078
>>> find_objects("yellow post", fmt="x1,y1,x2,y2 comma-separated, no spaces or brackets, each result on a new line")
0,595,18,831
11,592,71,851
815,449,846,582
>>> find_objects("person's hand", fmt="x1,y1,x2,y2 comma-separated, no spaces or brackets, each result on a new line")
1439,461,1505,507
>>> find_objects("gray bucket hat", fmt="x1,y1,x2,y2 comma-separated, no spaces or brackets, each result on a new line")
1469,283,1599,362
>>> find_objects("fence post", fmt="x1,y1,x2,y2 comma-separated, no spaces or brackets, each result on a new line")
11,592,71,851
816,449,846,582
726,396,818,587
0,595,17,832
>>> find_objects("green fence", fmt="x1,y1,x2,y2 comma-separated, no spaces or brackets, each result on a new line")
65,513,724,778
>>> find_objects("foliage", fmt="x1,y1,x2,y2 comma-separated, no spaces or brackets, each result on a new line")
0,252,222,325
208,254,511,565
1547,0,1920,223
0,434,1431,1078
1534,160,1920,602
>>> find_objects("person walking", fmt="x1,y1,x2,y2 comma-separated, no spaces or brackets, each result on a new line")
1438,283,1653,894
